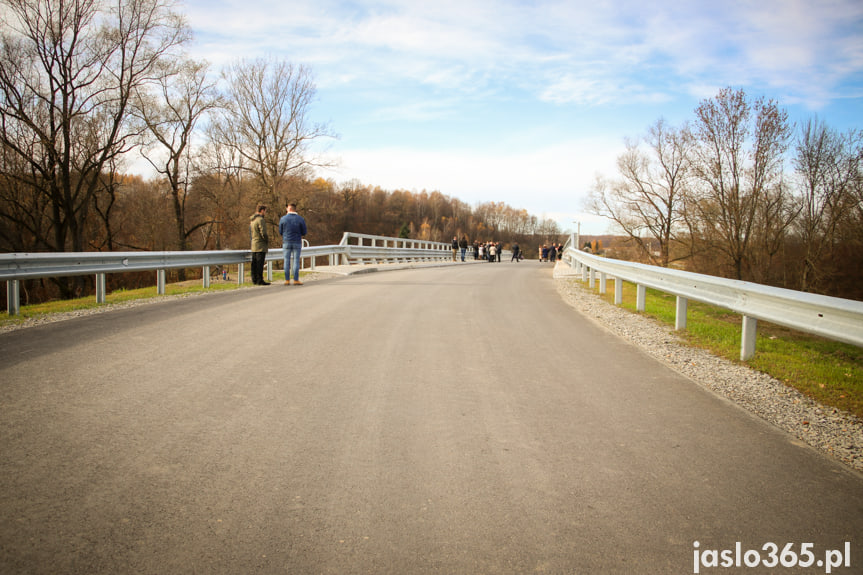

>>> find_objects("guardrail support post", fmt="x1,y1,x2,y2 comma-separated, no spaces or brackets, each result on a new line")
202,266,211,288
741,315,757,361
95,273,106,304
675,296,688,330
157,269,166,295
599,272,607,294
237,263,244,285
637,284,646,312
614,277,623,305
7,279,20,315
589,268,595,289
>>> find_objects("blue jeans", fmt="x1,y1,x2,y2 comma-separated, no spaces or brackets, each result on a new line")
282,242,302,281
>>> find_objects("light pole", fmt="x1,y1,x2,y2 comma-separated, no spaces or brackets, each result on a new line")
572,220,581,252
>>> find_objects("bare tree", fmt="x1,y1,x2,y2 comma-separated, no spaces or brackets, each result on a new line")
0,143,53,251
587,118,692,266
690,88,791,280
194,134,251,250
0,0,189,293
793,118,863,291
133,58,222,252
210,57,336,208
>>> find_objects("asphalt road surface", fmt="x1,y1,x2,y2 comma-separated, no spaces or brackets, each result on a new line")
1,263,862,574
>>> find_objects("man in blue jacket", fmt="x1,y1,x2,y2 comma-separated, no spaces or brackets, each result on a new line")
278,203,307,285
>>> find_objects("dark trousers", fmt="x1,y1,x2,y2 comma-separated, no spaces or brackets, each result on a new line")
251,251,266,284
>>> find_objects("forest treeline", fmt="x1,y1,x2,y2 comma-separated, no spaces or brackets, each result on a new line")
587,88,863,301
72,173,564,255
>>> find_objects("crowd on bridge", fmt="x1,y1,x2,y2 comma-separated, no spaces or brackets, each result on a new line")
539,244,564,263
452,237,526,263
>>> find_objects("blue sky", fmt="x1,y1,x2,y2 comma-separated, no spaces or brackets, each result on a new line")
180,0,863,234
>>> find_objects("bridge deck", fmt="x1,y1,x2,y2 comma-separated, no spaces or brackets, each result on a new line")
1,263,861,574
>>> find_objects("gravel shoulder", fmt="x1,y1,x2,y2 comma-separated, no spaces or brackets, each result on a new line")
553,264,863,473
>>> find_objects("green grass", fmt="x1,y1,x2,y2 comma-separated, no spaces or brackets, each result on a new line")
589,280,863,419
0,281,244,328
1,268,315,329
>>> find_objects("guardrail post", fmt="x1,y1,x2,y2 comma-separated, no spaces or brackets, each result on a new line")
589,268,596,289
614,277,623,305
202,266,211,288
95,273,106,304
157,269,166,295
237,263,244,285
675,296,688,330
599,272,607,294
741,315,757,361
637,284,646,312
7,279,20,315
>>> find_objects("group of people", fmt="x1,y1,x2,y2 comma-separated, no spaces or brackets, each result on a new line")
475,241,503,262
539,243,564,263
450,237,524,263
249,203,307,286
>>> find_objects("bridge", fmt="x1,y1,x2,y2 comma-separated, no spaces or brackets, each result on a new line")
1,261,862,573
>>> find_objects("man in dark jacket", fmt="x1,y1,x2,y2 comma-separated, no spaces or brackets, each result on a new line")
278,203,308,285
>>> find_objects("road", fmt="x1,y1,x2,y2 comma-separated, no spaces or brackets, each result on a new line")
1,263,861,574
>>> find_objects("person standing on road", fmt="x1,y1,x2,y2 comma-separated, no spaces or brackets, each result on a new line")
249,204,270,286
279,203,307,286
511,242,520,262
459,236,468,261
451,237,459,261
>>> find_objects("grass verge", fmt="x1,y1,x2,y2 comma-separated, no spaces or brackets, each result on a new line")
1,268,318,329
589,280,863,419
0,281,245,329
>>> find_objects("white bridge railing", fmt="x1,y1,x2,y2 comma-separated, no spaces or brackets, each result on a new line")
1,232,452,315
559,236,863,360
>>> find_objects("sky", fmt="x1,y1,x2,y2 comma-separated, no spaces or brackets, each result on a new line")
178,0,863,235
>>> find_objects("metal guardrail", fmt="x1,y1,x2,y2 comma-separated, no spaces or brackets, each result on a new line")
559,237,863,360
1,232,452,315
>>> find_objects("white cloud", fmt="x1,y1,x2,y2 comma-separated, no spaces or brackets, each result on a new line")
182,0,863,110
